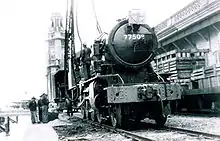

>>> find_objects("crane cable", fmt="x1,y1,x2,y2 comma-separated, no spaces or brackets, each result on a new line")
75,0,83,51
64,0,70,99
91,0,102,34
69,0,80,101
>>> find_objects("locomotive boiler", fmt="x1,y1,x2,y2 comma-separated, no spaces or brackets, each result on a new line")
69,15,182,128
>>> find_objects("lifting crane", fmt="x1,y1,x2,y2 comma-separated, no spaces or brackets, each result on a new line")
63,0,77,100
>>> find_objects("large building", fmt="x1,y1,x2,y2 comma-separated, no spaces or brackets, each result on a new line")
46,13,65,102
152,0,220,87
151,0,220,110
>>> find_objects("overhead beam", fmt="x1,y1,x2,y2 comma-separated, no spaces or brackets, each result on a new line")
212,24,220,33
158,43,167,53
160,14,220,47
184,37,197,49
154,51,160,55
172,43,181,51
161,46,167,53
197,31,208,41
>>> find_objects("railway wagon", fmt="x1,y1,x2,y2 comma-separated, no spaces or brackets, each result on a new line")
67,12,182,128
183,65,220,112
151,49,220,112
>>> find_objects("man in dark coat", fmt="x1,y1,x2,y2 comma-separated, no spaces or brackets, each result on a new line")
28,97,38,124
38,95,43,123
41,94,49,123
80,43,92,80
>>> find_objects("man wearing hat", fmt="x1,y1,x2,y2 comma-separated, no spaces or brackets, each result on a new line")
38,95,44,123
80,42,91,80
28,97,38,124
41,93,49,123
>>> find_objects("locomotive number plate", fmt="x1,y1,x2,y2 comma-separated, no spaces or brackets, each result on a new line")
124,34,144,40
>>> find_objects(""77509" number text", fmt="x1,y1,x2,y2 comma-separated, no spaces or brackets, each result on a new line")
124,34,144,40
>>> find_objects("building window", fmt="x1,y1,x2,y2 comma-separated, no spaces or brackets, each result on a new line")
167,55,170,59
162,57,165,61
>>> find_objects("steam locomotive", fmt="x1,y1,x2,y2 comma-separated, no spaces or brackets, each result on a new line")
63,18,182,128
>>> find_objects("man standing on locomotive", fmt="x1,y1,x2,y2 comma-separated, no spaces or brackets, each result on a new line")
80,43,92,80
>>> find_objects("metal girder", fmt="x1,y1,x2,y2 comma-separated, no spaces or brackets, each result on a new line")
161,46,167,53
212,24,220,32
154,51,160,56
184,37,197,49
196,31,208,41
172,43,181,50
158,41,168,53
160,13,220,47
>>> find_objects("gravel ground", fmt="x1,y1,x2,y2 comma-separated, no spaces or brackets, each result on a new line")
137,115,220,140
133,129,217,141
53,112,220,141
53,115,131,141
165,115,220,135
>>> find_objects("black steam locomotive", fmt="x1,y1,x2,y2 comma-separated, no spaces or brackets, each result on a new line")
67,18,182,128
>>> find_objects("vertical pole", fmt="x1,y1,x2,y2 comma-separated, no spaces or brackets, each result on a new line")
64,0,69,99
16,116,18,123
5,116,10,136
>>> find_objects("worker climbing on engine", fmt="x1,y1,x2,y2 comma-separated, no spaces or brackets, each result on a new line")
80,42,92,80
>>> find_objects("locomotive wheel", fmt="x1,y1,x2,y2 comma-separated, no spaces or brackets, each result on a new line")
110,104,122,128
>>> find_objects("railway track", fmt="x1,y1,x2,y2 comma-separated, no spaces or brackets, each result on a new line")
58,114,155,141
58,113,220,141
174,111,220,117
71,117,154,141
164,126,220,140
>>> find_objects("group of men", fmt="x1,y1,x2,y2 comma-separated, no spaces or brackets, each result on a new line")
27,43,91,123
28,93,49,124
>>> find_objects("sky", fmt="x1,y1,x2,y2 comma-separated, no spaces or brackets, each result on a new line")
0,0,194,106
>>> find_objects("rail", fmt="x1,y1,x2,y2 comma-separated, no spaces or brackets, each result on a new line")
0,116,19,136
164,126,220,140
59,115,155,141
154,0,217,34
0,110,30,136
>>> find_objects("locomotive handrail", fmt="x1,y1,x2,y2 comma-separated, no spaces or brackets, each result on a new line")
104,81,177,88
68,74,124,90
